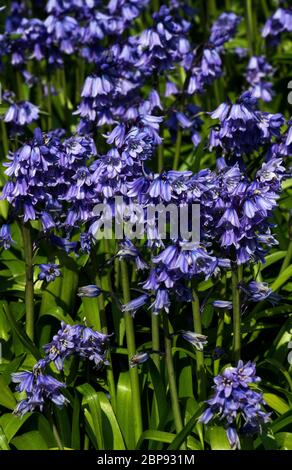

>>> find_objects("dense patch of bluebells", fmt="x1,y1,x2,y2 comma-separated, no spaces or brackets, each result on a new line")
0,0,291,449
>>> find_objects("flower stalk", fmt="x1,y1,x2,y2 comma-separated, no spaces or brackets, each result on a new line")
151,313,161,371
162,312,185,447
232,265,242,363
120,259,143,444
192,287,206,401
21,223,34,341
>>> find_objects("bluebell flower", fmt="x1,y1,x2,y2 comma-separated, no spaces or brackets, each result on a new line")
213,300,232,310
137,5,190,72
199,361,270,449
240,281,280,304
121,294,149,315
186,12,240,95
117,239,148,270
4,100,39,127
246,56,274,102
12,361,68,417
209,91,284,156
38,263,61,283
43,322,110,370
0,224,15,249
181,331,208,351
150,288,170,314
77,285,103,298
209,12,242,47
262,8,292,45
129,352,149,367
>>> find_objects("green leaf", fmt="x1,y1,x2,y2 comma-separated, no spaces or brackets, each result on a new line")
147,359,168,425
261,251,286,269
98,392,125,450
11,431,49,450
0,375,16,409
0,425,10,450
71,393,81,450
137,430,175,449
77,383,104,450
0,413,31,442
271,265,292,291
39,306,74,325
0,301,10,341
3,303,41,360
260,429,278,450
275,432,292,449
263,393,289,415
167,404,204,450
208,426,232,450
116,372,135,450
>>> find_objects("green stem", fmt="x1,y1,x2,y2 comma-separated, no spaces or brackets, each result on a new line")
162,313,185,446
213,311,224,376
83,434,89,450
47,78,52,131
207,0,217,24
22,223,34,341
1,121,9,157
280,240,292,274
191,288,206,401
261,0,269,18
173,129,182,171
246,0,255,56
120,260,143,444
94,269,117,413
16,71,24,100
151,313,161,371
225,0,231,10
232,266,242,363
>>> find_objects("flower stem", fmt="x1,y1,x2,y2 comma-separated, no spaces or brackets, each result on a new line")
173,128,182,171
47,78,52,131
1,121,9,157
232,265,242,363
21,223,34,341
280,240,292,274
93,257,116,413
246,0,255,56
213,311,224,376
162,312,185,446
191,288,206,401
120,260,143,444
151,313,161,371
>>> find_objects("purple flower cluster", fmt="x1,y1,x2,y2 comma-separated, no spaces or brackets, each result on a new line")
119,149,285,313
262,7,292,45
12,322,110,416
185,13,241,95
2,0,150,69
200,361,270,449
12,360,68,417
1,127,97,240
246,56,274,102
209,92,284,157
43,321,110,370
